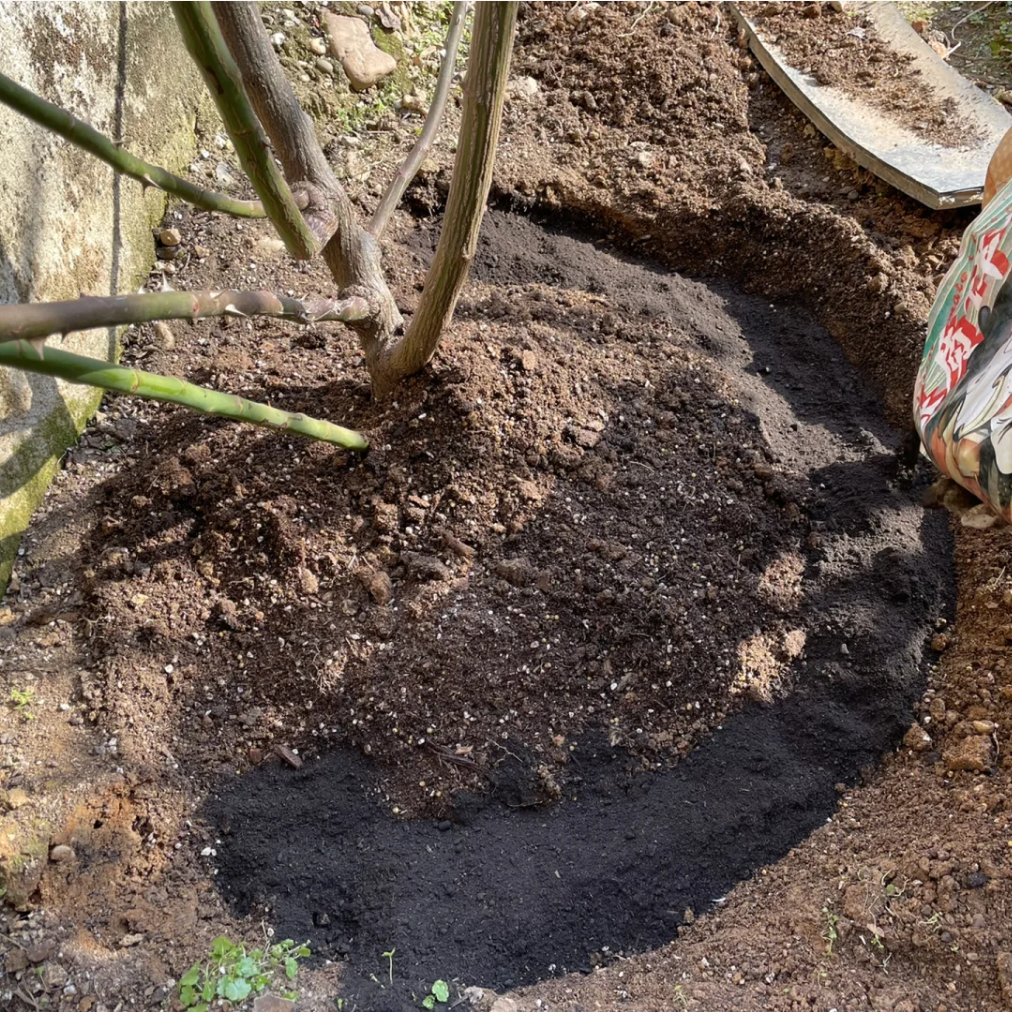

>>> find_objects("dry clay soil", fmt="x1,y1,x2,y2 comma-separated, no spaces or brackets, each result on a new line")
2,4,1012,1012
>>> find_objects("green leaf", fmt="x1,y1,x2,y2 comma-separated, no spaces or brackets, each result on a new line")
285,956,299,979
201,980,215,1001
192,1005,208,1012
235,957,258,978
296,945,311,958
433,980,450,1003
282,992,298,1001
180,985,196,1007
180,965,201,988
211,936,234,959
423,997,435,1010
223,978,252,1002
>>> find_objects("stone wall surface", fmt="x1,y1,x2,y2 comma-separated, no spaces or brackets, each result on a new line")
0,2,201,584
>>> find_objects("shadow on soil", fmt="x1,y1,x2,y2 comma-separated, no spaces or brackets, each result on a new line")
203,213,955,1011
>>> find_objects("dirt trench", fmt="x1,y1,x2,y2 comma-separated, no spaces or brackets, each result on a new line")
202,212,953,1012
1,4,1005,1012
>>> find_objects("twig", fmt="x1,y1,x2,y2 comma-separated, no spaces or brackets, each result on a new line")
0,289,372,345
948,0,998,43
0,72,266,219
620,1,657,38
0,340,368,449
171,1,319,259
369,1,471,237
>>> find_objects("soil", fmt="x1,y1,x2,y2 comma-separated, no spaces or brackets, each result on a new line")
738,1,978,149
900,1,1012,99
204,208,952,1010
2,3,1012,1012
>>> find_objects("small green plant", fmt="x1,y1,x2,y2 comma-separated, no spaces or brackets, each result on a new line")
821,906,840,956
674,983,689,1009
382,947,396,986
178,936,310,1012
9,687,36,721
421,980,450,1009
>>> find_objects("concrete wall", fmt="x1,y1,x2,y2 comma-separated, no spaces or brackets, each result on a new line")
0,2,202,585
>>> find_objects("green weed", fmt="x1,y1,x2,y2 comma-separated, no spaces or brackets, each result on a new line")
821,906,840,956
9,687,35,721
421,980,450,1009
178,936,310,1012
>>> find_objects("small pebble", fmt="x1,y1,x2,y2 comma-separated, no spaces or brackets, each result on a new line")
271,31,286,50
49,844,75,862
158,227,181,247
315,57,335,75
308,37,327,56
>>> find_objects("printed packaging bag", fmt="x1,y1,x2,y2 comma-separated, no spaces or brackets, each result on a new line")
915,136,1012,521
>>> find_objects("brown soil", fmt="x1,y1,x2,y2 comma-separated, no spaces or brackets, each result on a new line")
739,1,978,149
3,3,1012,1012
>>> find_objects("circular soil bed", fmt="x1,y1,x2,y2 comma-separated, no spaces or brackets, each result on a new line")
198,213,954,1010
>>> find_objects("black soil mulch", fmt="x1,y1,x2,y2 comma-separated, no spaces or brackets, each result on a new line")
205,215,954,1011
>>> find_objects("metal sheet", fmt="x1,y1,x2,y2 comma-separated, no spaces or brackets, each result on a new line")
729,2,1012,209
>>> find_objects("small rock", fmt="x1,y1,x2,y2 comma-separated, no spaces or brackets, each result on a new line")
45,963,69,988
403,552,451,582
365,569,393,605
903,723,932,751
944,735,994,773
49,844,75,862
998,952,1012,1008
509,76,540,100
299,568,319,596
519,348,538,372
158,227,181,247
315,57,335,76
253,996,296,1012
437,820,451,832
215,162,237,188
495,558,533,587
248,747,263,764
683,907,695,924
119,934,144,948
962,504,1000,529
153,321,175,351
271,31,286,50
324,13,397,91
274,744,303,770
489,999,519,1012
155,244,182,261
753,461,774,480
973,720,996,735
26,938,56,963
3,787,30,809
376,3,401,31
5,948,28,973
256,237,287,255
931,632,951,652
193,244,211,258
308,37,327,56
